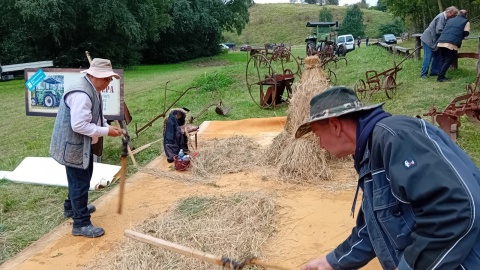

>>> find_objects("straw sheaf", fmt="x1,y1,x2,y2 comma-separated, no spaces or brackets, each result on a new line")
266,55,335,183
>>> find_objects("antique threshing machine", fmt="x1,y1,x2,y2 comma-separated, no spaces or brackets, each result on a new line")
245,45,302,109
305,21,347,85
423,75,480,142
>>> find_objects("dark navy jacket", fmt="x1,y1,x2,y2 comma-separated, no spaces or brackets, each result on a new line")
437,14,469,48
326,115,480,269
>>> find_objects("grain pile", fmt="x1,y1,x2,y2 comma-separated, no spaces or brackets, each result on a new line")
265,56,334,184
110,191,276,270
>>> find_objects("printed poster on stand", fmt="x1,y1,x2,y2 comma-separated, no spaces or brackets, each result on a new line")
24,68,125,120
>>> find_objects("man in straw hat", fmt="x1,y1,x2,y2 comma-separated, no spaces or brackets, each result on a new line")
297,86,480,270
50,58,124,238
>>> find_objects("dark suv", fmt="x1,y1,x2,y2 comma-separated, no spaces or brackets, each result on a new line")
383,34,397,44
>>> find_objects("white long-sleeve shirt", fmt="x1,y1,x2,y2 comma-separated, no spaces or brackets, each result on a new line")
65,78,109,144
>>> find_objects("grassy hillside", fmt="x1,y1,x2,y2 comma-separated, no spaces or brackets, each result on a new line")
223,4,395,46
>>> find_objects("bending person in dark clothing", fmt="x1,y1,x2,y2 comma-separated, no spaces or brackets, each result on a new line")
298,86,480,270
164,109,189,162
437,9,470,82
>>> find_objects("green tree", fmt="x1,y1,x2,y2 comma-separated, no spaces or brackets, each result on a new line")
0,0,171,67
372,0,387,12
319,7,333,22
358,0,368,9
340,4,364,38
326,0,338,4
0,0,251,66
143,0,252,63
378,18,405,36
305,0,318,4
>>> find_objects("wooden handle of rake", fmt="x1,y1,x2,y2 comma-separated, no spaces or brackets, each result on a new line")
124,229,292,270
85,51,92,64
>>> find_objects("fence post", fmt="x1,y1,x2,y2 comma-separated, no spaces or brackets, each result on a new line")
412,34,422,61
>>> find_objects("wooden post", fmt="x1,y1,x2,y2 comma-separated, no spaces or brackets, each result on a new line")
477,37,480,75
412,34,422,60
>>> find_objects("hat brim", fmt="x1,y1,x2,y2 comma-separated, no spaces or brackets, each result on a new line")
81,69,120,79
294,103,383,139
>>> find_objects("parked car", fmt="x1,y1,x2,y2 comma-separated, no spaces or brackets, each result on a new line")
337,34,355,52
224,42,236,50
383,34,397,44
219,43,229,50
240,44,252,51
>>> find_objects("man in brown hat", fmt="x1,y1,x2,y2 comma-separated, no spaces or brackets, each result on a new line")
297,86,480,269
50,58,124,238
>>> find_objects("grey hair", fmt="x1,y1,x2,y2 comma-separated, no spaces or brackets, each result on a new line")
445,6,458,13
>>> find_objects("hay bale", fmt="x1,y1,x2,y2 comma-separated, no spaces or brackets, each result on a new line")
266,56,335,183
111,191,276,270
190,136,262,178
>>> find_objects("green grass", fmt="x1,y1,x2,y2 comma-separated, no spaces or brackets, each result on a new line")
2,23,480,266
223,4,394,46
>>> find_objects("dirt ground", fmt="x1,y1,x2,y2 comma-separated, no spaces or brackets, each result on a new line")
0,117,381,270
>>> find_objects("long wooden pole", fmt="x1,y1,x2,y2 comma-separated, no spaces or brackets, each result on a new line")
124,229,292,270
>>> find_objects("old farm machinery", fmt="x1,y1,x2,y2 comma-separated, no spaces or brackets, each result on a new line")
246,45,302,109
422,76,480,142
304,21,347,85
354,47,420,100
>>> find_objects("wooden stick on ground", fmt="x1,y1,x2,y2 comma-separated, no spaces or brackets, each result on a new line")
124,229,292,270
131,139,162,155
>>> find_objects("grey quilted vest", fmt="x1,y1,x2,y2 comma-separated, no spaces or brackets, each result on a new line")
49,76,102,169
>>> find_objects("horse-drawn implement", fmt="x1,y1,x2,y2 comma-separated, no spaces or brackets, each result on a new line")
423,75,480,142
246,46,302,109
354,47,420,100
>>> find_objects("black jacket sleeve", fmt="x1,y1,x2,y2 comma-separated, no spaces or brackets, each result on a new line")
375,125,479,269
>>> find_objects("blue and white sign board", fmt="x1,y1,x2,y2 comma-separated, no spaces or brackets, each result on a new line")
25,68,46,91
24,68,125,120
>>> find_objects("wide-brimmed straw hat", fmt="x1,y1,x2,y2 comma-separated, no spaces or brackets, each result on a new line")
81,58,120,79
295,86,383,138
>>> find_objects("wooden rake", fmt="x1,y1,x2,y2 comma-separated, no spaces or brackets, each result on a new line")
124,229,292,270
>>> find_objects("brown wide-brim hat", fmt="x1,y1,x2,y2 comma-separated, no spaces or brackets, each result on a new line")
81,58,120,79
295,86,383,138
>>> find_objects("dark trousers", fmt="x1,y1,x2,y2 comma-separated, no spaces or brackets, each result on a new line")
64,154,93,228
438,47,457,80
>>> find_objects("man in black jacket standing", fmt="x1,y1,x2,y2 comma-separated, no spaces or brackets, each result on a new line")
437,9,470,82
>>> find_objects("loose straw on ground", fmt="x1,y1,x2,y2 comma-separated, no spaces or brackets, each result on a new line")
189,136,262,179
108,191,277,270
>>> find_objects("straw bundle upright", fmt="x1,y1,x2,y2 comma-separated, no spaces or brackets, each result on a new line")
265,56,334,183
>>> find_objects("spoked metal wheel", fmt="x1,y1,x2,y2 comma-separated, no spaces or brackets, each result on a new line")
326,68,337,85
354,79,367,99
334,57,348,68
383,75,397,99
246,53,276,108
269,49,302,76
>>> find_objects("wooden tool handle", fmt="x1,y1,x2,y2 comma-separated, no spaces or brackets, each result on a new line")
124,229,292,270
124,229,223,266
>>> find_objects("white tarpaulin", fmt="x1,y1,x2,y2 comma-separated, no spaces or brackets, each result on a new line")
0,157,121,190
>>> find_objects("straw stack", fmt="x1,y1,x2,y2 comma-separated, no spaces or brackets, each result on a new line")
265,56,334,184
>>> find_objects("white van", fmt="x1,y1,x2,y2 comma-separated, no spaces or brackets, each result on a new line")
337,34,355,52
